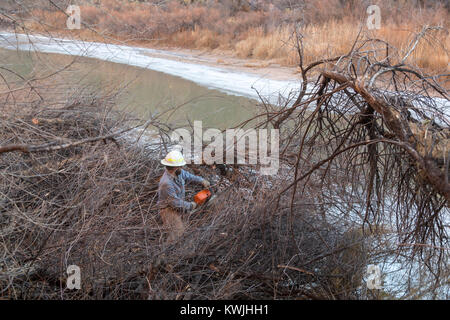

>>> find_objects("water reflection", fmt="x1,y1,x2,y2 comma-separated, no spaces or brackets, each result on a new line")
0,48,257,129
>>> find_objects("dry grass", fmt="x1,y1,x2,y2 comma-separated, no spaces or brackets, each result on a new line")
235,21,449,72
21,0,449,73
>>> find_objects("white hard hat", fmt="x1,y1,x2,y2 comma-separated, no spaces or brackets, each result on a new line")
161,150,186,167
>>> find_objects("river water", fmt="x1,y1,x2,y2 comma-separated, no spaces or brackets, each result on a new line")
0,47,257,129
0,32,301,129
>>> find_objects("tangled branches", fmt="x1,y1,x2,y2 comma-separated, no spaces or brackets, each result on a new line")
0,86,372,299
252,27,449,282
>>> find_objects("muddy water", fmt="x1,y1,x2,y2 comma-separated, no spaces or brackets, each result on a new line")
0,48,257,129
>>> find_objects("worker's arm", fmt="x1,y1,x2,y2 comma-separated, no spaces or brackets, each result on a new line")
180,169,205,185
160,182,195,211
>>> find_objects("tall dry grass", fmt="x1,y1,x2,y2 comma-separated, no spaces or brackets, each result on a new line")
23,0,450,73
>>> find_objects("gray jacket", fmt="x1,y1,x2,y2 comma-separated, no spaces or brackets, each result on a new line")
158,169,204,211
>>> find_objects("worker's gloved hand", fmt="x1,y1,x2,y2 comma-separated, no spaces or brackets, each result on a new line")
202,179,210,188
191,202,197,210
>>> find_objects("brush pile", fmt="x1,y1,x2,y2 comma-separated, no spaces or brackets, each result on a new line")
0,93,372,299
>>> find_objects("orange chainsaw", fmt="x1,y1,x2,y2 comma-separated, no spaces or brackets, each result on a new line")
190,182,236,214
194,189,213,206
190,188,216,214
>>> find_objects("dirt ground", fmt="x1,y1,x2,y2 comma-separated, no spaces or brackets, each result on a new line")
138,45,302,81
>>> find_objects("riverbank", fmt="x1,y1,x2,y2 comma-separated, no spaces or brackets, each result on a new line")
0,31,301,102
134,45,301,82
1,27,301,82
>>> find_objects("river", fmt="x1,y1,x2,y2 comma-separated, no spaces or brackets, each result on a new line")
0,32,301,129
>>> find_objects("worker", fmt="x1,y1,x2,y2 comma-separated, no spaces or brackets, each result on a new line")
158,150,210,243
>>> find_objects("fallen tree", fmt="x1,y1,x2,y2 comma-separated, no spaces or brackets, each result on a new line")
248,27,449,285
